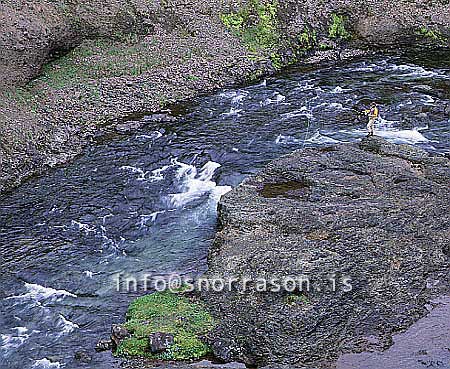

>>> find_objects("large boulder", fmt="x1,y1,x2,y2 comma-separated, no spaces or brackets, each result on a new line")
0,0,159,88
202,137,450,367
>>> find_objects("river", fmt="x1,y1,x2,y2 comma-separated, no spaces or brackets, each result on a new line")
0,51,449,369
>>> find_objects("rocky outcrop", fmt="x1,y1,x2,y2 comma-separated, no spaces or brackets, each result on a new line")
0,0,158,88
202,137,450,367
280,0,450,48
1,0,449,89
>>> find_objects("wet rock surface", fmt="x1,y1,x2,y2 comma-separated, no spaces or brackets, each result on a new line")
148,332,175,354
74,350,93,363
121,360,248,369
202,137,450,367
111,324,130,349
95,339,113,352
337,296,450,369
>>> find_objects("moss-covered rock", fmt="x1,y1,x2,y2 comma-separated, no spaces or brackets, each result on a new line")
115,291,215,360
416,26,447,45
220,0,280,53
328,13,351,40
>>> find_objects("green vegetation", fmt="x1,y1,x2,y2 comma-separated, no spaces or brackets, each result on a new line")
328,14,351,40
116,291,215,360
284,293,309,306
38,39,161,89
416,27,446,44
0,87,43,112
2,88,34,106
319,43,331,50
220,0,280,53
185,74,200,81
297,26,317,51
270,52,282,70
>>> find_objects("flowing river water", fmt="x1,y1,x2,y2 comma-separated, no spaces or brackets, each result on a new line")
1,52,449,369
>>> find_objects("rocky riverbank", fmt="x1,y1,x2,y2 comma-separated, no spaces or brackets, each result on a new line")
107,137,450,368
1,0,449,195
200,136,450,367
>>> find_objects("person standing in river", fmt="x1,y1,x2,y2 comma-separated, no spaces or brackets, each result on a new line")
364,102,379,136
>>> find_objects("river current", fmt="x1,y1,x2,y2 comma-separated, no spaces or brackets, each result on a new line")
0,52,449,369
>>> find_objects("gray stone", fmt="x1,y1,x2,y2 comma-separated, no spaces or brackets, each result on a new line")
143,113,177,123
115,121,144,134
148,332,175,354
74,350,92,362
95,339,113,352
202,137,450,367
111,324,130,348
445,103,450,115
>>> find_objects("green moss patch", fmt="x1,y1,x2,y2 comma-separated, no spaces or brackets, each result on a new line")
38,38,162,89
116,291,215,360
284,294,309,306
328,14,351,40
220,0,280,53
297,27,317,51
416,27,447,45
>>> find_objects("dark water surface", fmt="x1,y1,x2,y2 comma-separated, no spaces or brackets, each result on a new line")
1,52,449,369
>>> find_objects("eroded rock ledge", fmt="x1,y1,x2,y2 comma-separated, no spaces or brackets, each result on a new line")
202,136,450,367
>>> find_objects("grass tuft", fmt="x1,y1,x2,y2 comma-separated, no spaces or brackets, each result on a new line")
116,291,215,360
38,38,161,89
284,293,310,306
328,14,351,40
416,27,447,44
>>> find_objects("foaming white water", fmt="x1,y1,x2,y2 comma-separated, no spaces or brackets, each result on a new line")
57,314,79,335
232,94,246,105
1,327,30,350
276,132,341,146
84,271,93,278
221,107,243,117
120,165,148,180
71,220,96,235
281,106,313,120
377,117,399,129
140,211,165,227
261,92,286,106
232,91,249,105
136,131,163,140
330,86,351,94
148,165,172,181
220,90,249,105
219,90,237,98
305,132,341,145
121,164,172,182
376,128,430,144
390,64,437,78
169,161,231,208
312,102,346,111
339,127,431,145
349,62,379,72
99,225,126,255
6,283,77,302
275,134,303,145
13,327,28,335
1,327,41,353
421,95,435,104
32,358,62,368
295,80,316,91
